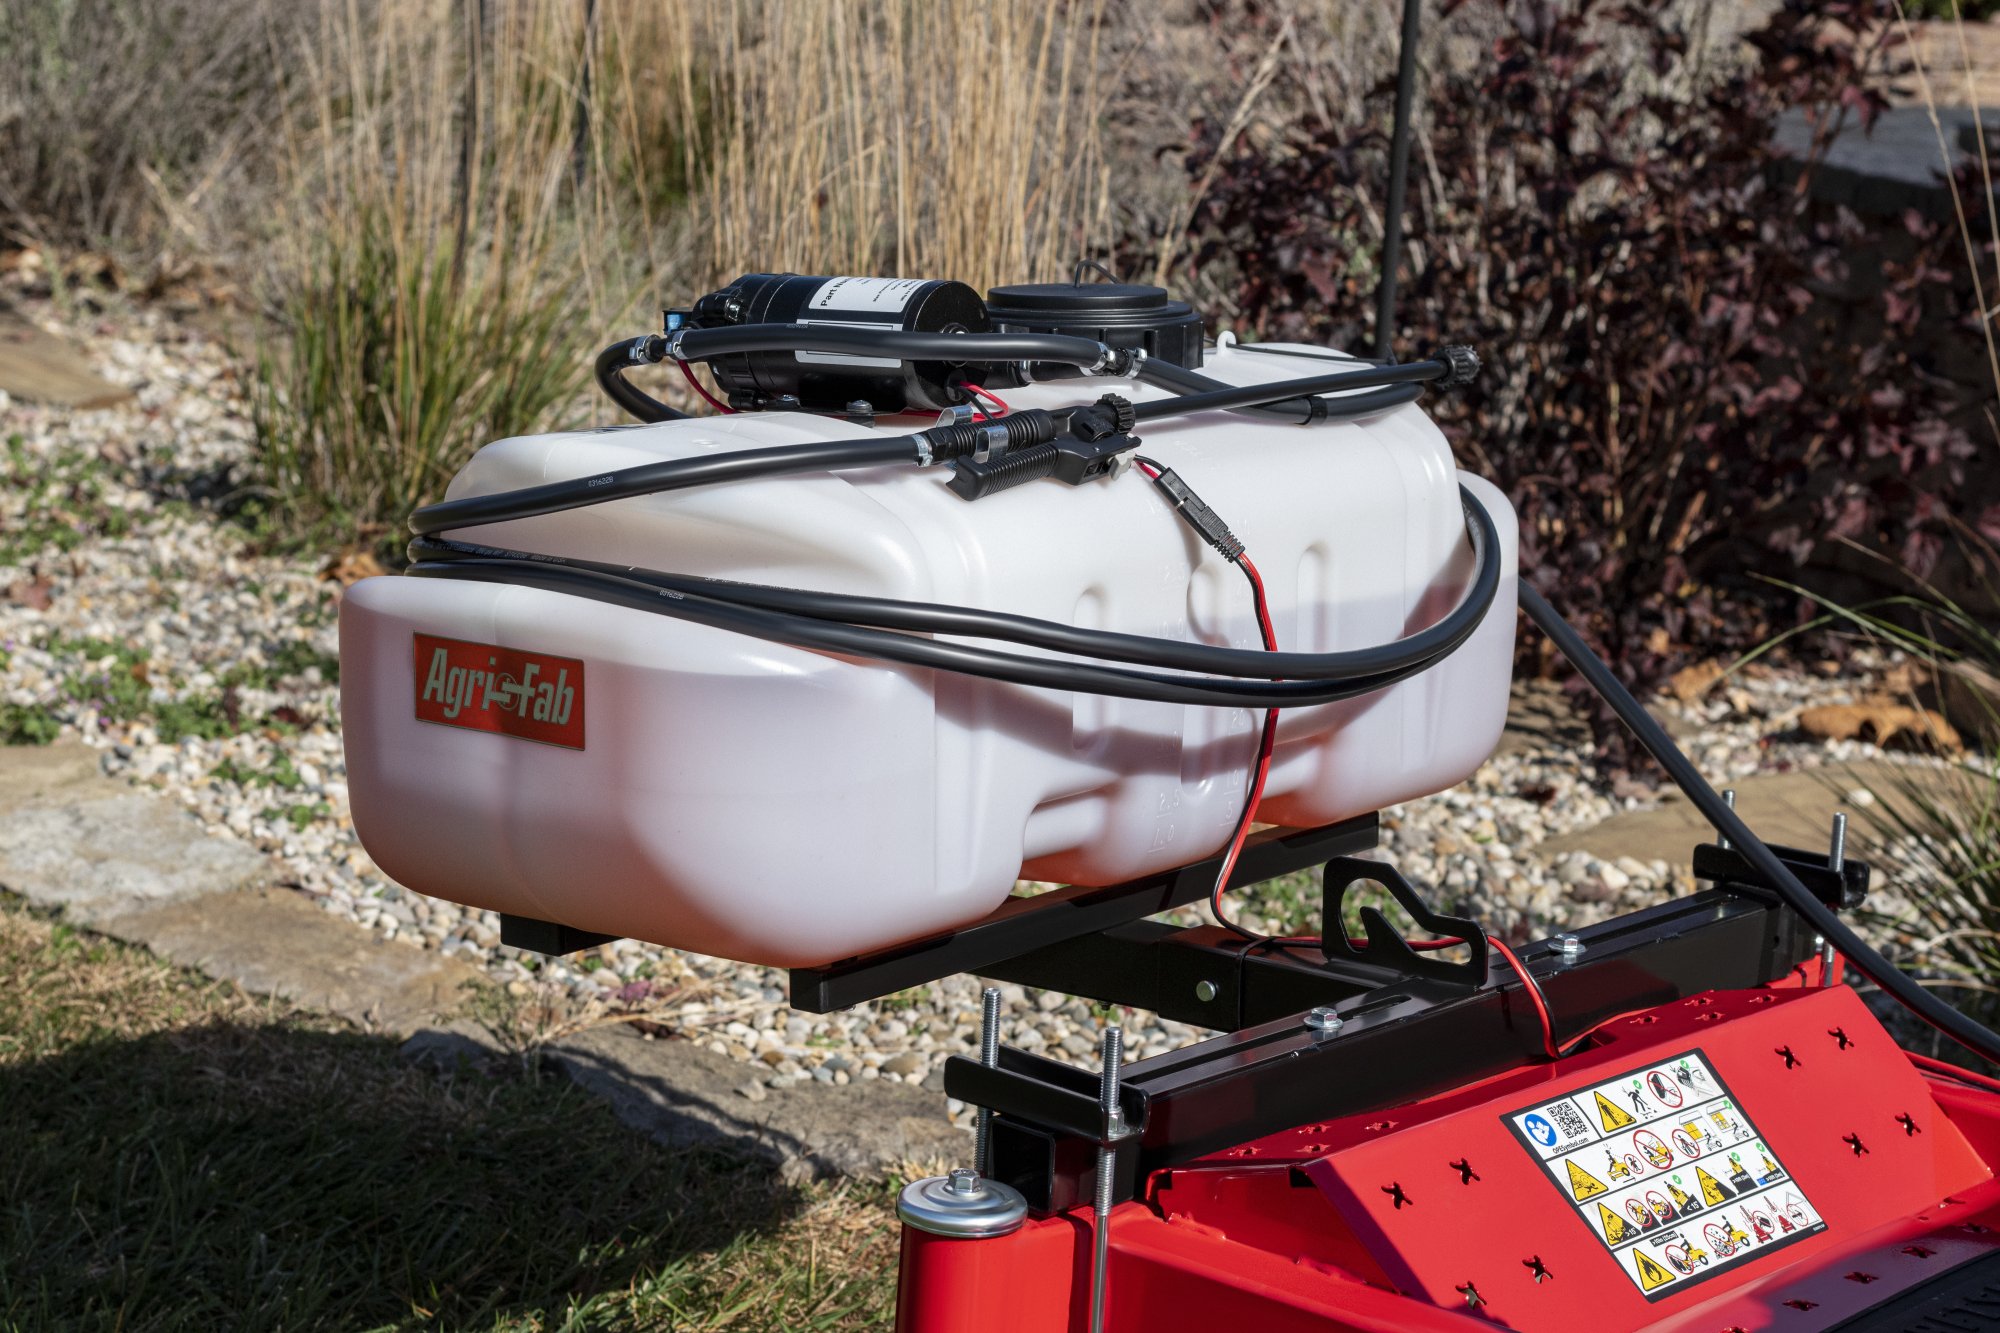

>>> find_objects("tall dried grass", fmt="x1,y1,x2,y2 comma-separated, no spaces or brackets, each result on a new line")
662,0,1112,292
254,0,679,536
253,0,1113,536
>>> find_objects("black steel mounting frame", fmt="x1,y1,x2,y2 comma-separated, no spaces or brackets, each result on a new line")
781,806,1868,1217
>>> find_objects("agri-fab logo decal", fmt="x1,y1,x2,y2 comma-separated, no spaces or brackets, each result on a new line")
413,634,584,749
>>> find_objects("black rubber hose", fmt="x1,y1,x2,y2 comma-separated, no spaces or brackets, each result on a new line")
595,337,687,423
409,480,1498,682
413,553,1442,708
1519,580,2000,1069
409,436,919,536
404,487,1497,706
1138,356,1425,425
674,323,1114,368
1130,358,1449,423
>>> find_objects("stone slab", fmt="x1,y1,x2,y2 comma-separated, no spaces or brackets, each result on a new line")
546,1024,967,1182
93,885,483,1037
0,305,132,409
0,744,270,915
1532,762,1956,867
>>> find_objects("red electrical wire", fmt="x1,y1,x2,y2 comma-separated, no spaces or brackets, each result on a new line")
1909,1051,2000,1095
961,382,1011,418
1490,937,1560,1059
675,357,735,414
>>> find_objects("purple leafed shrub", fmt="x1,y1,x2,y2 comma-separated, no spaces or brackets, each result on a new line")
1177,0,1989,717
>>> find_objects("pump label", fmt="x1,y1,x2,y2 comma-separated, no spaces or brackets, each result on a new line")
1502,1049,1824,1301
412,634,585,750
807,276,926,314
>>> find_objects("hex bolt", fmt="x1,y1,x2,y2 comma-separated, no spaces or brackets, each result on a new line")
1718,788,1737,850
945,1167,980,1194
1557,933,1584,964
1091,1026,1123,1333
1304,1006,1343,1038
974,986,1001,1176
1194,979,1218,1002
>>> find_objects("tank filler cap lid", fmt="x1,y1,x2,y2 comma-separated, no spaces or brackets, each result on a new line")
986,281,1192,323
897,1169,1030,1238
985,282,1204,368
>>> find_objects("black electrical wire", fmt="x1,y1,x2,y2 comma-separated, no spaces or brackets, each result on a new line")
1519,581,2000,1070
594,336,687,423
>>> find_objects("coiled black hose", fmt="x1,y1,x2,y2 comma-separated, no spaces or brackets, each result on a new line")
405,485,1495,708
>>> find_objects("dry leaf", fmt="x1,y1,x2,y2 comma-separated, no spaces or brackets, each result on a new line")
322,549,385,587
1797,698,1962,753
4,576,54,610
1668,659,1726,702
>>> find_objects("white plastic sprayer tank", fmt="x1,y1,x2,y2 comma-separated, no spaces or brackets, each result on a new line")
339,338,1519,967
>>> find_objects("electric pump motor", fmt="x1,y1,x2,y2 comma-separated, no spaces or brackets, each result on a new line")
685,273,990,415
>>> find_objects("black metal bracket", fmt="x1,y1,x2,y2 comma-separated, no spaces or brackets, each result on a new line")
500,913,618,956
1319,856,1487,986
1692,840,1871,910
788,814,1378,1013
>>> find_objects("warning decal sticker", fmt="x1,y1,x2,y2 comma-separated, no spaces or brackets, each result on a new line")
1502,1049,1826,1301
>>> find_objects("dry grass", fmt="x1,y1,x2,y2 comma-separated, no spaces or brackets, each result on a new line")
251,1,680,538
670,0,1112,292
248,0,1117,536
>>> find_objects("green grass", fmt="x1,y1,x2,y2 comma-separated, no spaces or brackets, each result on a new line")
0,904,900,1331
0,433,133,566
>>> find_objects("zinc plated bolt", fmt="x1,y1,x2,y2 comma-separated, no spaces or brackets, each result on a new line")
1304,1006,1343,1038
1090,1027,1123,1333
1556,933,1584,963
974,987,1000,1176
1194,979,1218,1003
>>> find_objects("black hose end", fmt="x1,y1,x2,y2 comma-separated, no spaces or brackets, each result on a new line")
1437,345,1480,387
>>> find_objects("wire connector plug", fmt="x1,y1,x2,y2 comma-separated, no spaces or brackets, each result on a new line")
1146,466,1245,562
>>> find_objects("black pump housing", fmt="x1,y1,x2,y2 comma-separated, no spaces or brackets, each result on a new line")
689,273,989,414
985,281,1204,370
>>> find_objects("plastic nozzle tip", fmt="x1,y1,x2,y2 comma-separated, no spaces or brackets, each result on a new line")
1439,345,1480,386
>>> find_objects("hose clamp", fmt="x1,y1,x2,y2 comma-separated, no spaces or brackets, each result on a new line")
914,432,936,467
1090,345,1146,378
972,422,1009,464
658,328,689,363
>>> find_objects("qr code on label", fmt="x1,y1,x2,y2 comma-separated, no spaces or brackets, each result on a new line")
1547,1100,1590,1140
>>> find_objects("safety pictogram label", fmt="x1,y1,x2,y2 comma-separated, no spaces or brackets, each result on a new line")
1594,1089,1637,1132
1567,1159,1609,1202
1503,1049,1826,1302
1633,1250,1676,1292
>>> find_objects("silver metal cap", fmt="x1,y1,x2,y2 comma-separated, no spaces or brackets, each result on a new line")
896,1169,1029,1239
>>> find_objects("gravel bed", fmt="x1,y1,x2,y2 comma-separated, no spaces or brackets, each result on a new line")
0,291,1972,1122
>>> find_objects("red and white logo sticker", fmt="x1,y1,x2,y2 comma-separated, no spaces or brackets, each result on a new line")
412,633,584,750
